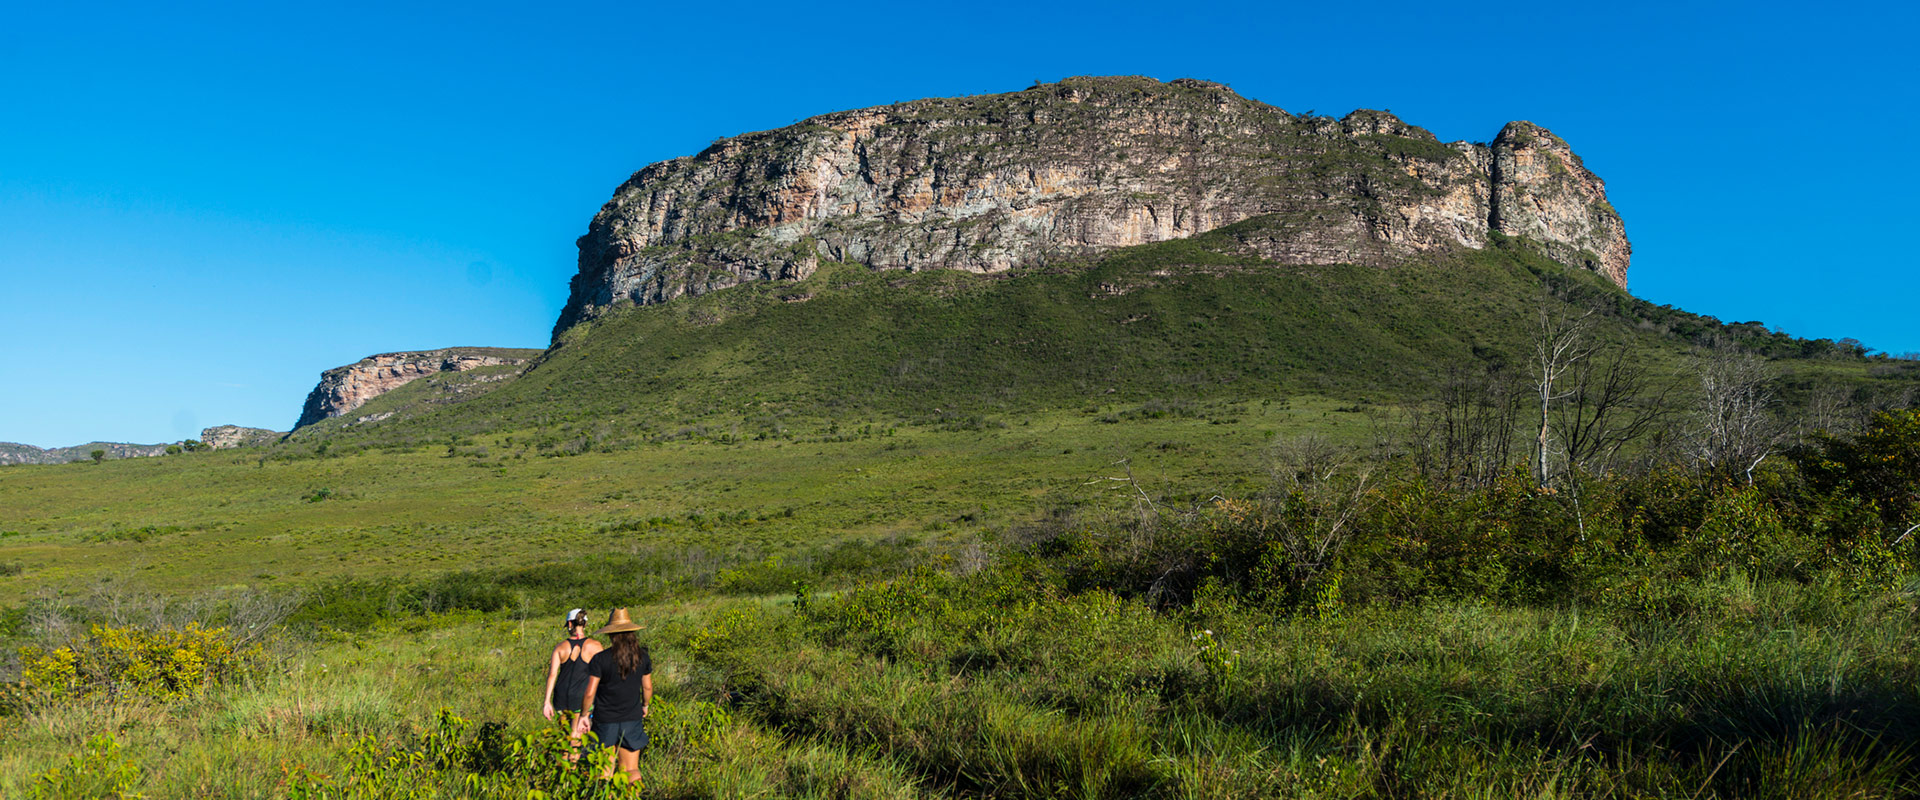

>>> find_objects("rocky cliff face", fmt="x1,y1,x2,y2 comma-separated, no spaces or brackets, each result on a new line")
557,76,1629,338
1491,122,1630,285
294,348,538,429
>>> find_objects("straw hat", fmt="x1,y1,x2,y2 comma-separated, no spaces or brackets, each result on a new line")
594,607,645,635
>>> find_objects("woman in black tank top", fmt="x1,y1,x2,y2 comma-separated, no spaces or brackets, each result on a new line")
541,608,603,747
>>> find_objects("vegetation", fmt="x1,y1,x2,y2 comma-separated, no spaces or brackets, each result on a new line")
2,220,1918,795
4,408,1920,796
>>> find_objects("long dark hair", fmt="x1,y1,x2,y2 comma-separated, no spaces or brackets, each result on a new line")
609,630,645,678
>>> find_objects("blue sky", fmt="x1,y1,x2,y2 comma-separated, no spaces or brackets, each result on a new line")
2,1,1914,447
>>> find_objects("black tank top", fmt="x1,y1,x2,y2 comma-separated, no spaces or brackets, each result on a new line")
551,638,591,711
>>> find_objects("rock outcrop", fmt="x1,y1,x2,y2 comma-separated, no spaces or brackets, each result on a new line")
294,348,539,429
557,76,1629,339
200,425,282,449
1491,122,1630,285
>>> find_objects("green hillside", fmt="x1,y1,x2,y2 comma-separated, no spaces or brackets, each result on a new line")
289,218,1903,453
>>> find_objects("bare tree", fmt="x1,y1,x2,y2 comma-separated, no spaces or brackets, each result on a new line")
1804,383,1860,438
1407,362,1523,490
1260,436,1375,595
1688,342,1788,483
1531,299,1596,485
1553,343,1672,477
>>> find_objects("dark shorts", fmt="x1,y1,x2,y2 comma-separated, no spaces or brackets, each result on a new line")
592,719,648,751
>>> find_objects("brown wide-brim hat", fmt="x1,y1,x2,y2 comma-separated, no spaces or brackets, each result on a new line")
594,607,645,635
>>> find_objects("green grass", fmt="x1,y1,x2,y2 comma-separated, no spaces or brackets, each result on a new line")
6,575,1919,798
0,400,1391,598
5,409,1919,797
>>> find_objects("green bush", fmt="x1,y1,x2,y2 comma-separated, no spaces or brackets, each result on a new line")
1797,408,1920,530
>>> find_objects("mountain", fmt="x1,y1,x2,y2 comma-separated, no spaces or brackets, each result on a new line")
280,77,1908,446
557,75,1627,338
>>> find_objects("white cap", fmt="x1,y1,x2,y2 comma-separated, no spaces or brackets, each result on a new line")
565,608,585,628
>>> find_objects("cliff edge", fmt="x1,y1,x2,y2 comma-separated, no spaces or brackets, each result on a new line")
557,76,1628,339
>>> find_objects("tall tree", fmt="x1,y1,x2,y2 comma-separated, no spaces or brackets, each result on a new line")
1531,298,1594,485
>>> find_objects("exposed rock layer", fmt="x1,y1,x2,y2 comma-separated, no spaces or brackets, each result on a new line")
294,348,539,429
200,425,282,449
558,76,1629,338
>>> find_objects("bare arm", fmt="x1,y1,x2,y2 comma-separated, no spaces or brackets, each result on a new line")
541,643,564,719
641,674,653,718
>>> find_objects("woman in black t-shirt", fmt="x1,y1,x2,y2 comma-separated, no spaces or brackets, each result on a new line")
573,607,652,783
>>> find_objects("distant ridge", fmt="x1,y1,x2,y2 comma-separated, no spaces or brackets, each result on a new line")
0,440,171,466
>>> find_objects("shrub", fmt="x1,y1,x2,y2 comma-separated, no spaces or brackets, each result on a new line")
283,709,634,800
1683,485,1811,580
15,623,261,703
714,556,810,596
286,577,402,633
1796,408,1920,530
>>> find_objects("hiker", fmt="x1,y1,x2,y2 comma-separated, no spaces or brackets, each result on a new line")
541,607,602,750
574,607,652,783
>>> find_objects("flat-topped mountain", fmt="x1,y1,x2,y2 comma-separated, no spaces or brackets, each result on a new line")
294,347,541,429
558,75,1627,339
262,76,1899,448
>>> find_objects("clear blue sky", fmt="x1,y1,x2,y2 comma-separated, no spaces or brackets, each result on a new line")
2,1,1914,447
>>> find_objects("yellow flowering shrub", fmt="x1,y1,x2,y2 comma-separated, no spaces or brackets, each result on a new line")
16,623,260,702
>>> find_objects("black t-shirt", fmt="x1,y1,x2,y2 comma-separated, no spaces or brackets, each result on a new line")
586,647,652,723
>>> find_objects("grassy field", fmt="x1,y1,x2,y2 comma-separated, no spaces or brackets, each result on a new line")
4,568,1918,798
7,413,1920,798
0,399,1389,599
2,407,1917,797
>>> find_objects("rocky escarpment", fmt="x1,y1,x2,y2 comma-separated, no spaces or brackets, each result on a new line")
557,76,1629,338
294,348,540,429
200,425,282,449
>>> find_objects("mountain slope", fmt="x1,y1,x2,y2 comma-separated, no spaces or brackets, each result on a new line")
289,218,1900,449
